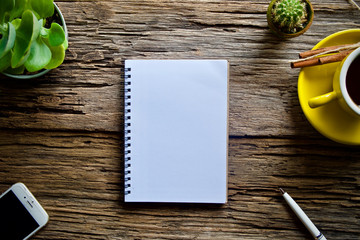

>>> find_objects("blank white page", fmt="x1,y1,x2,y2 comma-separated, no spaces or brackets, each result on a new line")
124,60,228,203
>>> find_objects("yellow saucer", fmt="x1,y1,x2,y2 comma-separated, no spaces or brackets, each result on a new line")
298,29,360,145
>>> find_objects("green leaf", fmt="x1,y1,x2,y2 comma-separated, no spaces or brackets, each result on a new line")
11,10,40,68
0,22,16,59
0,51,12,72
24,36,51,72
48,23,65,46
43,38,66,69
29,0,54,19
9,0,28,20
62,38,68,50
0,0,15,24
4,64,25,75
11,18,22,30
40,27,49,38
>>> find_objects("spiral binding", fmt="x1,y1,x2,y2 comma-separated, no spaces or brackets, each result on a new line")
124,67,132,196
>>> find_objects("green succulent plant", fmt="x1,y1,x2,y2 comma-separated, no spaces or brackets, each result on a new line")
0,0,67,75
271,0,308,34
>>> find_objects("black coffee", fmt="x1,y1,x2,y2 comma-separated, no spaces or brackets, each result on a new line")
346,55,360,105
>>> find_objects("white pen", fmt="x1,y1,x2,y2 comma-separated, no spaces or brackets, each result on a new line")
279,188,326,240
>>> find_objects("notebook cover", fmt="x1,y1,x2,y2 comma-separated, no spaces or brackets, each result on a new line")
124,60,228,203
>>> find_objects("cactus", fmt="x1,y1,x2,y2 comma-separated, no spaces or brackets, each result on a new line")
271,0,308,34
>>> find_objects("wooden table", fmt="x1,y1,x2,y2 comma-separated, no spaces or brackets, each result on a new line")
1,0,360,239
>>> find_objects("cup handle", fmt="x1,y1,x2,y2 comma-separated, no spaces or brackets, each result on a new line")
308,91,337,108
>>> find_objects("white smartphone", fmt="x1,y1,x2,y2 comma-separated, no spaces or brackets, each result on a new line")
0,183,49,240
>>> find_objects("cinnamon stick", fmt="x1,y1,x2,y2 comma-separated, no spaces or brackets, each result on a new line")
318,49,354,64
291,58,319,68
299,44,351,58
291,49,354,68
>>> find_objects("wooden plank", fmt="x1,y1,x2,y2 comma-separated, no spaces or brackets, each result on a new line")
1,1,360,238
0,1,359,138
0,130,359,239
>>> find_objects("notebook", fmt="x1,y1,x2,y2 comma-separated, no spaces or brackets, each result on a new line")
124,60,228,203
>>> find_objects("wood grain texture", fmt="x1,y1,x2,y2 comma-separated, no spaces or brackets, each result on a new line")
0,0,360,239
0,0,359,136
0,130,359,239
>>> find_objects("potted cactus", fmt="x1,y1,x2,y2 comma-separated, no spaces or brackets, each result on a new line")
267,0,314,38
0,0,68,79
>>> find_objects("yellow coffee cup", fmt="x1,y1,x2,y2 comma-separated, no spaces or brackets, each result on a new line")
308,47,360,118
